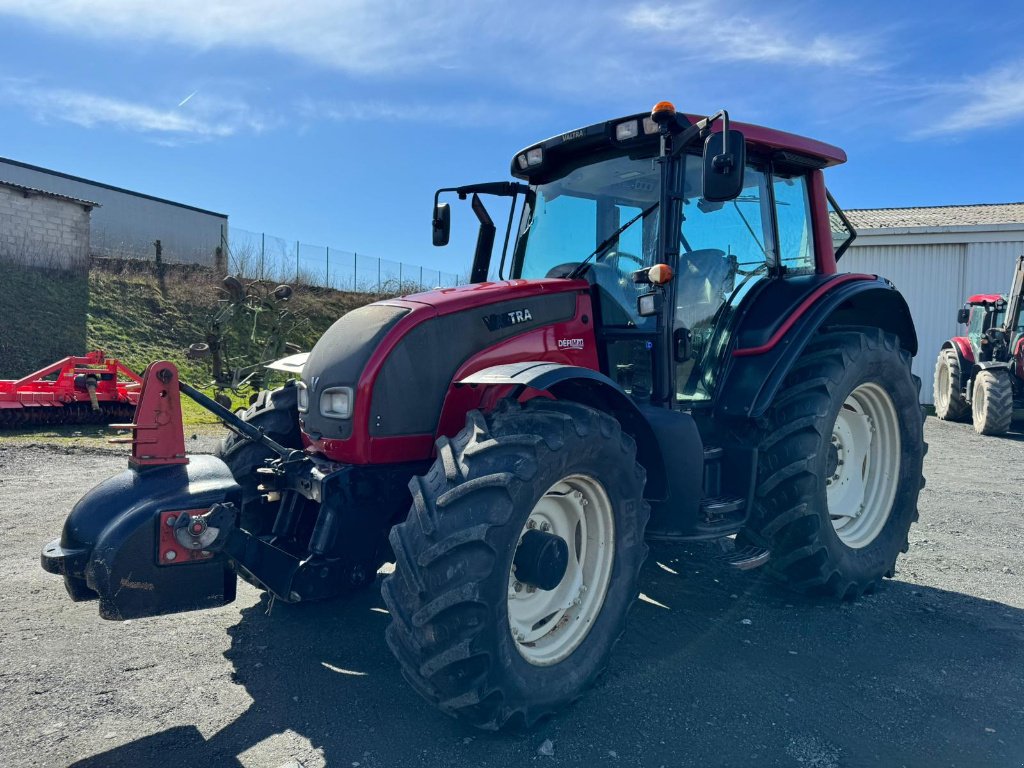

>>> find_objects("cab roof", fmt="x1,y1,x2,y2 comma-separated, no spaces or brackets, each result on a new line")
967,294,1006,305
511,110,846,181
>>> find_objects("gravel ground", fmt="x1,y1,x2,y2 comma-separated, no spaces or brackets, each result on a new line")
0,416,1022,768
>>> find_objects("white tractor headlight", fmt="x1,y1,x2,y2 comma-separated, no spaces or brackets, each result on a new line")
319,386,353,419
296,381,309,413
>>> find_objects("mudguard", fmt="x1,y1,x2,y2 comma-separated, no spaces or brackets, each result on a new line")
945,337,975,365
716,273,917,420
459,362,688,501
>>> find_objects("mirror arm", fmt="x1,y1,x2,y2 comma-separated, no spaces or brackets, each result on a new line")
497,188,520,280
470,193,496,284
669,109,730,158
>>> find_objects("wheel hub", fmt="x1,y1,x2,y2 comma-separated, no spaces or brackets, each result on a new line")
513,529,570,591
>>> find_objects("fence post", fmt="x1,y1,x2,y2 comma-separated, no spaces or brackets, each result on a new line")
420,266,423,290
378,259,381,293
399,262,403,288
296,240,300,284
260,232,265,281
353,252,358,292
326,246,330,289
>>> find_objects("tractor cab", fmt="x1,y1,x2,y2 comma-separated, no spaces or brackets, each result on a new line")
435,102,859,414
960,294,1011,363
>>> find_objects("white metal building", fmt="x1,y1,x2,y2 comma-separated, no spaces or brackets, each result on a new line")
0,156,227,266
839,203,1024,403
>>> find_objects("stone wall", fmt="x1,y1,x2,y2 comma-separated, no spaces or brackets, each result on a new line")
0,183,92,268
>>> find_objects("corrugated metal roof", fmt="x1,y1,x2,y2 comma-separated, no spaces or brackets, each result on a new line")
0,178,100,208
0,157,224,218
844,202,1024,230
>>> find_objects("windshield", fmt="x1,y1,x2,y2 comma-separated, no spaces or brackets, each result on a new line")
511,151,660,330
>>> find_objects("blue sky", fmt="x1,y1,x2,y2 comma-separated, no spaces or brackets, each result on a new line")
1,0,1023,277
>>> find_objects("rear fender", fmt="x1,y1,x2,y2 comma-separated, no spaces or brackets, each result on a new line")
946,337,975,365
458,363,674,500
716,274,918,420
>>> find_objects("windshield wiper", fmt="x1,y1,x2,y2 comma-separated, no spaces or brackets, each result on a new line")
566,202,659,279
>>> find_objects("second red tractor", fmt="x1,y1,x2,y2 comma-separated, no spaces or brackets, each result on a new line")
934,255,1024,434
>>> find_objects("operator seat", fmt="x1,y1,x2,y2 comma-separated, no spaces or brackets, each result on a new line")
675,248,734,331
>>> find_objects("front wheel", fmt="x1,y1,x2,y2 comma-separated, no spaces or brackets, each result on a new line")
748,327,925,599
933,347,969,421
382,399,649,730
972,369,1014,435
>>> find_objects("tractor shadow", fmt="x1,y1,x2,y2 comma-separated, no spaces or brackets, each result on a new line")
72,546,1024,768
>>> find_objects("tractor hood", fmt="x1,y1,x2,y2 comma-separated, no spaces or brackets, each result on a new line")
300,278,588,459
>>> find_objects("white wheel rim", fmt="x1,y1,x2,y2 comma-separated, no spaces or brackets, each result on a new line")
826,382,901,549
936,360,949,410
507,474,615,666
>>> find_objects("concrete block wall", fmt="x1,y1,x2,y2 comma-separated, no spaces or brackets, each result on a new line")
0,184,91,268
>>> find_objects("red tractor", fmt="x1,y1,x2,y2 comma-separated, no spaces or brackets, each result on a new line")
42,102,925,730
934,254,1024,434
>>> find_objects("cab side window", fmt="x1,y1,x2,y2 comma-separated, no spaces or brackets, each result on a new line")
773,173,814,272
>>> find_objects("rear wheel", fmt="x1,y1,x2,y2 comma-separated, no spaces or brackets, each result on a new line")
972,369,1014,435
382,399,648,729
747,327,925,599
933,348,969,421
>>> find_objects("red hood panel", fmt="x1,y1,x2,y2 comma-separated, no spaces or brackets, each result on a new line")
397,278,589,315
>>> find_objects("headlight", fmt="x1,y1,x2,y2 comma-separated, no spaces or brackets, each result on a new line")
319,386,353,419
296,381,309,413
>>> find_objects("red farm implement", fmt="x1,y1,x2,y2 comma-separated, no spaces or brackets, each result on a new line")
0,350,141,429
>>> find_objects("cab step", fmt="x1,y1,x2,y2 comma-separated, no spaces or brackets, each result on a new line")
700,494,745,519
712,538,771,571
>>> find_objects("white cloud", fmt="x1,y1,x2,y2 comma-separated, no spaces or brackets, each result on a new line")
299,98,545,127
625,1,868,68
0,0,474,75
1,80,269,140
910,61,1024,138
0,0,875,81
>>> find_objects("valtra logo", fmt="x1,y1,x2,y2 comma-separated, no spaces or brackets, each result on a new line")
482,308,534,331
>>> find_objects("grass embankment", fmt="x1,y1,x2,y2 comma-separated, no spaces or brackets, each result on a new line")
1,257,377,437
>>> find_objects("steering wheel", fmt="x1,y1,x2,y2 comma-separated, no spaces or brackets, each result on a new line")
601,250,645,272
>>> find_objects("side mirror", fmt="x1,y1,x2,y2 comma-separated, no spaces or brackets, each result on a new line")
702,130,746,202
957,307,970,325
432,202,451,247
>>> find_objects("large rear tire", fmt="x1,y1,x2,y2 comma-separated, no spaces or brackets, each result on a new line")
972,369,1014,435
747,327,925,599
933,347,969,421
382,399,649,730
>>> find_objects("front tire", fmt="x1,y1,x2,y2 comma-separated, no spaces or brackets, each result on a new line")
382,399,649,730
216,384,302,534
748,328,925,599
972,369,1014,435
933,347,969,421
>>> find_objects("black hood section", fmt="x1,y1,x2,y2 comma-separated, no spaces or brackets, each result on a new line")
370,292,576,436
302,303,410,440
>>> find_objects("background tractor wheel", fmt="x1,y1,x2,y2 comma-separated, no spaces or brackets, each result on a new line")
933,348,969,421
217,384,303,588
382,399,649,730
972,369,1014,435
747,327,925,600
